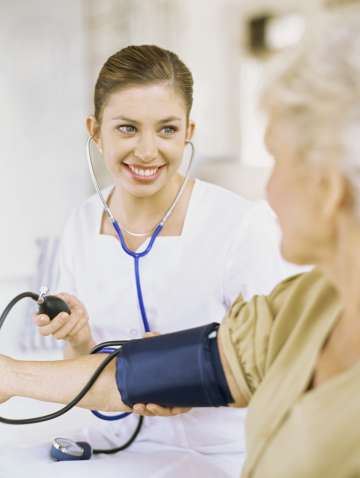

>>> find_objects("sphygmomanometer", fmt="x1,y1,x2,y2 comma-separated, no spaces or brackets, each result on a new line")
0,288,233,460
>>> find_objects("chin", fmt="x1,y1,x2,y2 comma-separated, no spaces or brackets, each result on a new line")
123,180,164,199
281,241,312,266
126,185,160,199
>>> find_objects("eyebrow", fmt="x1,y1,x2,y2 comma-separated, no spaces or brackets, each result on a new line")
111,115,182,124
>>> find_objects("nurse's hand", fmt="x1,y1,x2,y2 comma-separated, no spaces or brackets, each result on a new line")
132,403,192,417
33,293,95,357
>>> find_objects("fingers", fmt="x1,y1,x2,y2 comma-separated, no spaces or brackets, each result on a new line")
166,407,192,416
33,312,86,340
143,332,160,339
53,315,85,340
132,403,192,417
66,317,88,339
33,292,90,344
56,292,80,305
33,312,69,337
33,314,50,327
56,293,88,316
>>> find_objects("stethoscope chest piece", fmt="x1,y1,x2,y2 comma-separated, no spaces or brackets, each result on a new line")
50,437,92,461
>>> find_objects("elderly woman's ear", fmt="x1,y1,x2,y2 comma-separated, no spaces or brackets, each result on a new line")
318,166,349,220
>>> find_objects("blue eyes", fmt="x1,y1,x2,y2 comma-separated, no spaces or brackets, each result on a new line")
116,125,178,136
117,125,136,135
162,126,177,136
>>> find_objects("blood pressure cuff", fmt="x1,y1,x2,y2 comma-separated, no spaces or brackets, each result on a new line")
115,323,233,408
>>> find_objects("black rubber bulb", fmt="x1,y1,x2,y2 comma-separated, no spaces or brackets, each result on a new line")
38,295,71,320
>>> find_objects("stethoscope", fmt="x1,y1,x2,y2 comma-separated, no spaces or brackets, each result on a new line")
0,138,196,460
86,136,195,421
86,136,195,346
55,136,195,457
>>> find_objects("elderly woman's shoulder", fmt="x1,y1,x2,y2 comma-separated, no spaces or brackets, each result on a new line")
268,268,338,316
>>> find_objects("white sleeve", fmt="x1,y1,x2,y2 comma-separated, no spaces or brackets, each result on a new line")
223,201,309,307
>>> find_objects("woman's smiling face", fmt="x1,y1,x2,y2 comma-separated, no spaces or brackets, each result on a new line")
88,83,194,198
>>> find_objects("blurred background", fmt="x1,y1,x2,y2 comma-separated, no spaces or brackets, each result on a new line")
0,0,325,446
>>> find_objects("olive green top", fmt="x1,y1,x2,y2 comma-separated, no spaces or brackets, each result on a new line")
220,268,360,478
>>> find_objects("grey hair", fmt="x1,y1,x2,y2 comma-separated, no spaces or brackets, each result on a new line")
262,2,360,218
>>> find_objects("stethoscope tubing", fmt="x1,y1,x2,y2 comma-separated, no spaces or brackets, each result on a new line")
87,138,194,421
91,221,163,420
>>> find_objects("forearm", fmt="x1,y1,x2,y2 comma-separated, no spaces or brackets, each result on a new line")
8,354,130,412
2,324,247,415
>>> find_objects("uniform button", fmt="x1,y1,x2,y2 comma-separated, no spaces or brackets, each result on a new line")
129,328,139,338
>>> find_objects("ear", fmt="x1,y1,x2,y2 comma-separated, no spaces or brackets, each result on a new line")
185,120,196,142
320,165,349,220
86,116,102,151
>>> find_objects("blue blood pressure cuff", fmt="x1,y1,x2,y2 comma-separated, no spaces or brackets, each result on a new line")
115,323,233,408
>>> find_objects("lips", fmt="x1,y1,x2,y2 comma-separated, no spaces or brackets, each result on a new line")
122,163,166,182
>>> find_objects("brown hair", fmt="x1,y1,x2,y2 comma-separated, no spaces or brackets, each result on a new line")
94,45,193,122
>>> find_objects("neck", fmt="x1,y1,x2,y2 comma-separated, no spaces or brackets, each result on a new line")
321,220,360,323
110,174,184,232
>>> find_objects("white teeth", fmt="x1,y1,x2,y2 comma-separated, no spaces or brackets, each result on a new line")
128,165,158,177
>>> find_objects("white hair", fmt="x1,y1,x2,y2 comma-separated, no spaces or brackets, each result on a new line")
263,2,360,218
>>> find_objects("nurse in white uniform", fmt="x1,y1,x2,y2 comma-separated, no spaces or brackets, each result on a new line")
29,44,301,477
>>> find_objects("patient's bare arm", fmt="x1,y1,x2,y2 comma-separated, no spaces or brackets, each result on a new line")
0,354,191,417
0,324,248,415
0,353,129,412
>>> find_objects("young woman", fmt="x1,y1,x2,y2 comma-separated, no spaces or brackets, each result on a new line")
25,45,298,476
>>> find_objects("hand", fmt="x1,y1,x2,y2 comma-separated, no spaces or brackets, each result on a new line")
143,331,160,338
33,293,94,353
132,403,192,417
0,354,14,404
131,331,192,417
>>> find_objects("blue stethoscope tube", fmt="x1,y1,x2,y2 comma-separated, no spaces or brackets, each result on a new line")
91,222,163,420
112,220,163,334
87,137,194,421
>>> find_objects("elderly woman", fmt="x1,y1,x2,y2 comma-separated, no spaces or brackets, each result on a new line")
1,3,360,477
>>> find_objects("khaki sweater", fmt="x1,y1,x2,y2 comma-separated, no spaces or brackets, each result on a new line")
220,269,360,478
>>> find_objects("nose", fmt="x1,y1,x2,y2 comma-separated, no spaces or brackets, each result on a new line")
134,133,158,163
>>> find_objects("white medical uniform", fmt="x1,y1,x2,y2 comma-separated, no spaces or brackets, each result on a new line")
1,179,303,478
